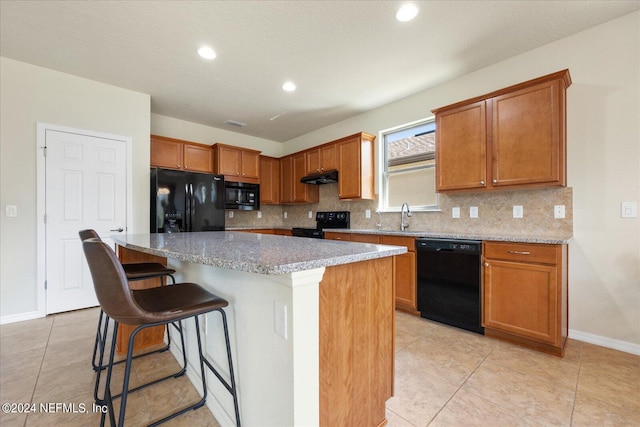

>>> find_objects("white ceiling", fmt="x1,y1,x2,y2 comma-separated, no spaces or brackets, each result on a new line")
1,1,638,142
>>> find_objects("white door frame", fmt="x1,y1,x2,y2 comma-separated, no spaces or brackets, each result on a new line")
36,122,133,317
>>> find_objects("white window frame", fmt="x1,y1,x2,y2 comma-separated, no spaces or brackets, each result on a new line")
378,116,440,212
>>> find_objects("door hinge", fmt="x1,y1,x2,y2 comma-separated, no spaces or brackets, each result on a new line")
44,280,48,290
43,213,47,224
41,146,47,157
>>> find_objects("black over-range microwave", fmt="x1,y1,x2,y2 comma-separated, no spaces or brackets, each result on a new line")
224,181,260,210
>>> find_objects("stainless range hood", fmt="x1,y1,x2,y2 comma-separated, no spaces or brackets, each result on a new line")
300,170,338,185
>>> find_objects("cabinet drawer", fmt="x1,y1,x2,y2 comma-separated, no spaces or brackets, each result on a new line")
484,242,559,265
351,234,380,244
381,235,415,251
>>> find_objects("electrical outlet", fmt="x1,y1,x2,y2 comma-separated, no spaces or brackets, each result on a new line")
308,211,313,219
284,212,288,219
228,211,234,219
554,205,565,219
470,206,478,218
513,205,524,218
257,211,262,219
452,207,460,218
365,209,371,218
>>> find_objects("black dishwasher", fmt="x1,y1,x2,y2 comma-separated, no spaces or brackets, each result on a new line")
416,238,483,334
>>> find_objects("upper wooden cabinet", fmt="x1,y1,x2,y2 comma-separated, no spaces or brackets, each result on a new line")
212,143,261,184
433,70,571,193
280,153,319,204
259,155,280,204
306,143,338,175
337,132,376,200
150,135,213,173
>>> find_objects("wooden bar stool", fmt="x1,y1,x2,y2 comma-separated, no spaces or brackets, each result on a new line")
82,238,240,427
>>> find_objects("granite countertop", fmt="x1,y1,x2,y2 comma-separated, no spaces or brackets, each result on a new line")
326,229,572,244
113,232,407,275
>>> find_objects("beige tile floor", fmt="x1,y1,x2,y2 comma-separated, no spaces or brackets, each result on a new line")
1,308,638,426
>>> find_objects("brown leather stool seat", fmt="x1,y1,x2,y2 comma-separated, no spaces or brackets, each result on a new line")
82,238,240,427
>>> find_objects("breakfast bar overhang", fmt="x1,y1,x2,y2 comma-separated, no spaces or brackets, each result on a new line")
113,231,406,427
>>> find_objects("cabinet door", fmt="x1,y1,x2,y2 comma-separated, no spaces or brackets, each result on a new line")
260,156,280,204
241,150,260,179
292,152,318,203
492,79,564,187
483,259,559,345
217,145,242,177
280,156,294,203
306,149,321,174
151,138,183,169
320,144,337,171
183,144,212,173
393,252,416,310
435,100,487,191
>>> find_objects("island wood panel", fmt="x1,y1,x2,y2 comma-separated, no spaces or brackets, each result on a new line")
116,245,167,354
319,256,394,427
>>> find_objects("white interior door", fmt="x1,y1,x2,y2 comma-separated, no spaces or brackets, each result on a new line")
44,128,128,314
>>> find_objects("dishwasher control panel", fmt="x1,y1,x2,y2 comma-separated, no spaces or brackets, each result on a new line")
416,238,481,253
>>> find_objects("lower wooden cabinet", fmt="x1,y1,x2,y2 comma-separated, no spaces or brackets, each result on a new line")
381,236,417,314
323,232,417,313
482,241,568,356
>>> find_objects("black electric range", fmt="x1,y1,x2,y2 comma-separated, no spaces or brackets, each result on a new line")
291,211,350,239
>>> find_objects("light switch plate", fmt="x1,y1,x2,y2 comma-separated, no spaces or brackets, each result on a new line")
284,211,288,219
365,209,371,218
308,210,313,219
452,207,460,218
5,205,17,217
513,205,524,218
228,211,234,219
470,206,478,218
621,201,638,218
257,211,262,219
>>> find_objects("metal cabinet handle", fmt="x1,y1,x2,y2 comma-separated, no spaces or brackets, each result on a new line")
110,227,124,232
480,180,485,186
507,250,531,255
484,262,489,267
493,179,498,184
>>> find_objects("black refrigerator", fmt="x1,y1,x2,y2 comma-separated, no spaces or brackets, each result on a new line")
150,168,225,233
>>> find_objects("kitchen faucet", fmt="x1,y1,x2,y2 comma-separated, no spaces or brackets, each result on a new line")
400,202,411,232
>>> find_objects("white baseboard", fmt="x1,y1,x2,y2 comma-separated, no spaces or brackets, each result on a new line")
569,329,640,355
0,310,43,325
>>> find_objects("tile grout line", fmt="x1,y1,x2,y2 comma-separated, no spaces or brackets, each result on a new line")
425,344,494,426
23,315,56,427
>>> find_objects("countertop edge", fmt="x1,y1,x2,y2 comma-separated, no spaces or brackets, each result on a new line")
113,235,407,275
324,229,573,245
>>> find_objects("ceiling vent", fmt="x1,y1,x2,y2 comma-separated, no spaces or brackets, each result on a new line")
225,119,247,127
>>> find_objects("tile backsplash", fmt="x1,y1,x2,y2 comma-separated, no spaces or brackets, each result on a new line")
225,184,573,238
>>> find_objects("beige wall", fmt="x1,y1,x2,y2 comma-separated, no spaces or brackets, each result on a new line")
0,57,151,318
151,113,283,158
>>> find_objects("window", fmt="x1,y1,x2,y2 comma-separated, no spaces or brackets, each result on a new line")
380,118,438,211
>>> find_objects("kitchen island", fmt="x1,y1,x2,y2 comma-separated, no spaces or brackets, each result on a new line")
113,232,406,427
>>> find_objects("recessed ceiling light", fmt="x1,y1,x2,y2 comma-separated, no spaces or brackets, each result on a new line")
197,46,216,60
282,81,297,92
396,4,419,22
